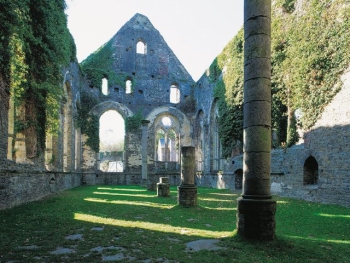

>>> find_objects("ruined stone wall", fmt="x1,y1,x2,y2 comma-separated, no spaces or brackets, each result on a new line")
0,160,81,210
228,68,350,207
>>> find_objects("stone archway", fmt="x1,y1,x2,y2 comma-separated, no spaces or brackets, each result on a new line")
303,156,318,185
81,101,133,171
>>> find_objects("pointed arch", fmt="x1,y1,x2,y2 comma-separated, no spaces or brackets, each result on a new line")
210,100,222,171
303,156,318,185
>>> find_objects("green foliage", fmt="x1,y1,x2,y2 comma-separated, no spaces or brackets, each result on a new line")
211,0,350,152
272,0,350,130
211,29,244,158
286,111,299,147
281,0,296,13
77,91,100,152
1,0,76,156
125,111,143,133
81,40,131,90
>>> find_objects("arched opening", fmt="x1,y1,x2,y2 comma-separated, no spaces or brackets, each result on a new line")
102,78,108,95
195,110,204,171
235,169,243,190
156,129,166,161
99,110,125,172
210,101,222,171
170,84,180,104
155,115,180,162
126,79,132,94
136,40,146,54
303,156,318,185
168,128,179,162
63,81,73,172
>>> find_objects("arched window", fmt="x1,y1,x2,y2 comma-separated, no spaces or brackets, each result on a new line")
235,169,243,190
156,129,166,161
303,156,318,185
136,40,146,54
170,84,180,103
168,129,179,162
210,101,222,171
126,79,132,94
102,78,108,95
99,110,125,172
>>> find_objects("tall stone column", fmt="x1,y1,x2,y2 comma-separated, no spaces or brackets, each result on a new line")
237,0,276,240
178,146,197,207
141,120,150,185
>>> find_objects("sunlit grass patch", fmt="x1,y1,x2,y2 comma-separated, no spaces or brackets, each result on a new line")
0,185,349,263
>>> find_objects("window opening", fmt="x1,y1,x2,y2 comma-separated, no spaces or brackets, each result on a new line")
170,85,180,103
156,129,166,161
126,79,132,94
137,41,146,54
99,110,125,172
161,116,172,127
102,78,108,95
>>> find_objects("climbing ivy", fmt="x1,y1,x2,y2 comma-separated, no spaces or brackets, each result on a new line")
125,111,143,133
210,0,350,155
1,0,76,157
211,29,244,158
76,91,100,153
81,40,134,90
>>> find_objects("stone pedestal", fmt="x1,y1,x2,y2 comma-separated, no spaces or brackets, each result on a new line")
178,185,197,207
178,146,197,207
237,197,276,240
157,177,170,197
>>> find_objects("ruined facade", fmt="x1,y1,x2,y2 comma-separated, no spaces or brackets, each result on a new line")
1,12,350,210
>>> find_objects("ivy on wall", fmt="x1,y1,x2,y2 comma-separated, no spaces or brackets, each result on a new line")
125,111,143,133
209,0,350,156
80,40,134,90
76,91,100,153
0,0,76,158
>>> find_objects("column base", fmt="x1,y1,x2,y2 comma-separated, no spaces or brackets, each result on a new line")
178,185,197,207
237,197,276,240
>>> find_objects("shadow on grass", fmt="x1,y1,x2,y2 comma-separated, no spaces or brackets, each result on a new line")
0,185,349,263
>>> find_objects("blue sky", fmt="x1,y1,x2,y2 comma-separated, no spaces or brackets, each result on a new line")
65,0,244,81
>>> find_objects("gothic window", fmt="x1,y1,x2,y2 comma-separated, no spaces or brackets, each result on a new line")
210,101,222,171
155,115,179,162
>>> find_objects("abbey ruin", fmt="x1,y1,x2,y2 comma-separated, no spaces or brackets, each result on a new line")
1,3,350,211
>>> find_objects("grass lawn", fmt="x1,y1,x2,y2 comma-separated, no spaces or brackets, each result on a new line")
0,185,349,262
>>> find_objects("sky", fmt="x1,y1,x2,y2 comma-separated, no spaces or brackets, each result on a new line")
65,0,244,82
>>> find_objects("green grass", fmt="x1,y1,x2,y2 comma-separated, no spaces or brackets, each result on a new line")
0,186,349,262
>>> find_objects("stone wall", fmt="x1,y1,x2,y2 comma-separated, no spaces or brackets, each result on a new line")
0,164,81,210
229,69,350,208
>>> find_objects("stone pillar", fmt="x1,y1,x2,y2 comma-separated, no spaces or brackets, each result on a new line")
237,0,276,240
141,120,150,186
157,177,170,197
178,146,197,207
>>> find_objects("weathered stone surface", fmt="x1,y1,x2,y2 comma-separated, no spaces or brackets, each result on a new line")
237,197,276,240
243,126,271,152
243,101,271,128
178,185,197,207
